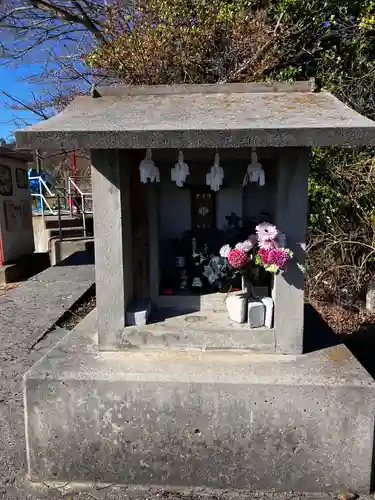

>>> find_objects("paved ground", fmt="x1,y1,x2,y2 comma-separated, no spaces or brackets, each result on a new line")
0,253,373,499
0,252,95,499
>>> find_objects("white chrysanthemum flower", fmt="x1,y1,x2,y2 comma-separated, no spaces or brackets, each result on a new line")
219,244,231,258
256,222,278,242
235,240,254,253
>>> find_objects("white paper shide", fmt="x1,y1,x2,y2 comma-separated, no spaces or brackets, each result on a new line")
171,150,190,187
139,148,160,183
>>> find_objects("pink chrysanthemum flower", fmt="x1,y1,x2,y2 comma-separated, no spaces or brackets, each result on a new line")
258,247,271,264
268,248,290,268
235,240,254,252
227,248,248,269
256,222,278,245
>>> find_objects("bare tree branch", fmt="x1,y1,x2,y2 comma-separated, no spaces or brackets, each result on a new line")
27,0,105,40
0,0,110,133
0,0,108,63
1,89,49,119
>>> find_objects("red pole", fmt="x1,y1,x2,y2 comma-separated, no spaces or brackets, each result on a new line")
71,151,77,186
0,226,4,266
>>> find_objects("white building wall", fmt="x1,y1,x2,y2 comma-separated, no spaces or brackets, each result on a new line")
0,156,34,264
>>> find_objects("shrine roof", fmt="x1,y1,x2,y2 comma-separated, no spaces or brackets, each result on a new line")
15,82,375,150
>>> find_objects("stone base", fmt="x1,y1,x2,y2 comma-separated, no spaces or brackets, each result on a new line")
152,295,277,353
24,310,375,493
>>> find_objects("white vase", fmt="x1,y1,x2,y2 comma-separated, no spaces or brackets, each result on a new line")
248,298,265,329
225,292,248,324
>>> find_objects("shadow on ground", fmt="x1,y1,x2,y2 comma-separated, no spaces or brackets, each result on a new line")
304,303,375,379
57,242,95,267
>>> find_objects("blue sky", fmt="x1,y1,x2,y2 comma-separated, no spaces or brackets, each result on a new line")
0,57,91,142
0,16,96,143
0,63,43,141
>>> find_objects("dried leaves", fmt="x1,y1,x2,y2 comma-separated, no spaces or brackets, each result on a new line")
86,0,289,84
307,149,375,309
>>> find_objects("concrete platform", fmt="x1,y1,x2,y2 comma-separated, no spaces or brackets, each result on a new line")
24,310,375,493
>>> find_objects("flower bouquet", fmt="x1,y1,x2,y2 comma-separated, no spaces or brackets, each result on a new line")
217,222,293,325
218,222,293,291
218,238,256,293
254,223,293,274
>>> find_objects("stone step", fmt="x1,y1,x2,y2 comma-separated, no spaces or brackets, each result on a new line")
121,310,275,352
49,237,94,266
43,214,94,231
44,216,84,230
49,226,86,239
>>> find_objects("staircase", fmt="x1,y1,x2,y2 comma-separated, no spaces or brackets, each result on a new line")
44,214,94,240
30,175,94,264
33,213,94,263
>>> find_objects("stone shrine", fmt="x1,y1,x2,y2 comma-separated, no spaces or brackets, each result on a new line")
17,82,375,493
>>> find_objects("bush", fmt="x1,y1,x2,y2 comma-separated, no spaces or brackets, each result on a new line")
87,0,290,84
86,0,375,308
307,148,375,305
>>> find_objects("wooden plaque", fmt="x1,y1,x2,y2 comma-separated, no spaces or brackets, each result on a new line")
191,188,215,231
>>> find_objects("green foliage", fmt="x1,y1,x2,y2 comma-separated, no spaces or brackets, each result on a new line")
308,149,375,236
266,0,375,304
361,0,375,27
255,254,262,266
203,256,235,289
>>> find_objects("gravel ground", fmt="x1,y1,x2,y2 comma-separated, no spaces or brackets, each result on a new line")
57,287,96,331
0,282,22,296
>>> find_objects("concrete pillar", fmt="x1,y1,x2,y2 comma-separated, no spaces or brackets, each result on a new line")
91,150,133,350
273,148,310,354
